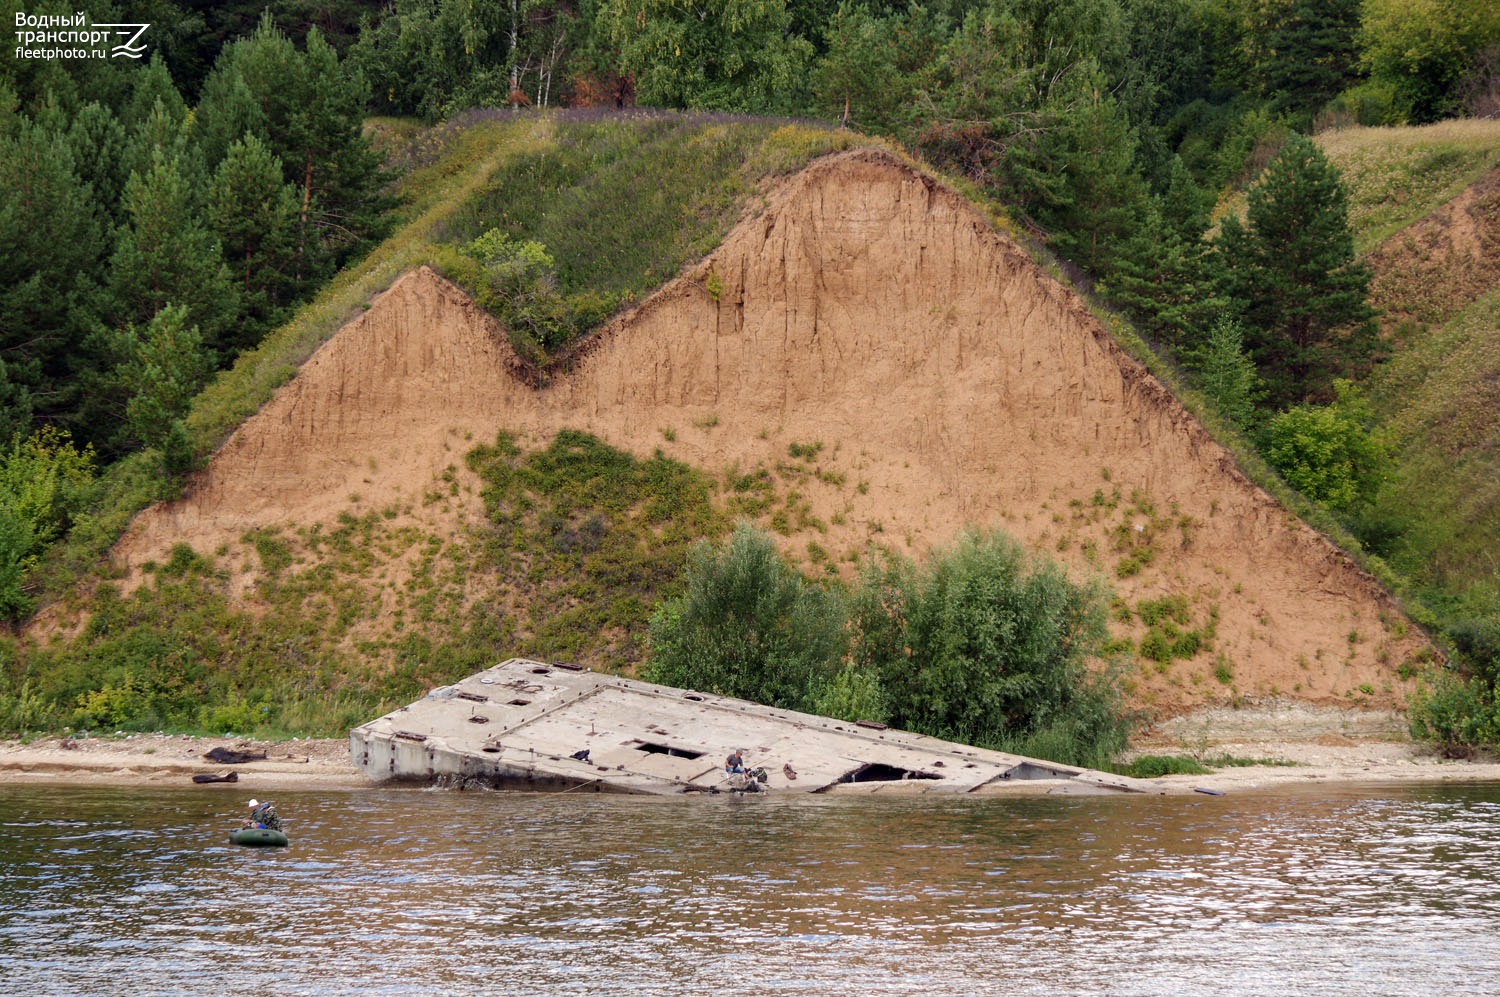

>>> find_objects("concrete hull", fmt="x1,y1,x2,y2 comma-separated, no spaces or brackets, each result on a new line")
349,659,1156,796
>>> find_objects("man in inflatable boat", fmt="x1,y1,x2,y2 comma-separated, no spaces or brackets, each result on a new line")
242,799,282,830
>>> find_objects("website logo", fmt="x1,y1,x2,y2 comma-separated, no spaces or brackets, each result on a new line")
95,22,150,58
14,12,150,60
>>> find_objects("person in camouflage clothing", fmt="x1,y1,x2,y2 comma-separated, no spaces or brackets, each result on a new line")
243,799,281,830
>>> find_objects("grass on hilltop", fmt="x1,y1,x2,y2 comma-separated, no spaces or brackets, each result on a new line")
425,110,863,366
1317,120,1500,253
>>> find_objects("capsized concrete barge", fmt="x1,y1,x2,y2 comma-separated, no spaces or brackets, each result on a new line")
349,658,1158,796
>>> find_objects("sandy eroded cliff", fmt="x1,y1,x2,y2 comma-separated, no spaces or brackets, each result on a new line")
104,149,1430,719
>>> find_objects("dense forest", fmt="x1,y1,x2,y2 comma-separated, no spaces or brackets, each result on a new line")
2,0,1499,748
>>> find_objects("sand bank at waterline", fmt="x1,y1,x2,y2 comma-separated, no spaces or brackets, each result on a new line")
0,734,369,791
4,716,1499,795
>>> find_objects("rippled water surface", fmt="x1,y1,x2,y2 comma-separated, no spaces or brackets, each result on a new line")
5,783,1500,995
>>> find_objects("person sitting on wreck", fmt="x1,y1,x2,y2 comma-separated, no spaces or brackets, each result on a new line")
242,798,282,831
725,749,746,776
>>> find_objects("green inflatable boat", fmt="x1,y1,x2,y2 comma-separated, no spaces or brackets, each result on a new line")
229,827,288,847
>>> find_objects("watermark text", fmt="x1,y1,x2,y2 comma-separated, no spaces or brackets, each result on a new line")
14,12,149,60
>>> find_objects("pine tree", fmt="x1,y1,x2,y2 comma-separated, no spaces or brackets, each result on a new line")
65,102,129,228
0,361,34,444
216,17,389,277
109,305,213,451
107,151,237,352
1254,0,1362,120
121,97,206,205
1105,216,1228,351
294,28,389,267
815,3,905,131
121,54,189,136
192,65,266,175
1023,70,1151,279
1157,153,1214,241
1217,133,1376,405
0,116,104,421
206,135,301,350
1101,159,1227,352
908,7,1030,183
1187,317,1261,429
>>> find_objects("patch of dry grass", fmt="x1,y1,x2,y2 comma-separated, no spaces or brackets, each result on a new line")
1316,120,1500,252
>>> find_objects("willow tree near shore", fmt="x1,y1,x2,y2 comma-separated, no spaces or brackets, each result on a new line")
850,529,1126,766
645,524,1129,768
644,524,847,711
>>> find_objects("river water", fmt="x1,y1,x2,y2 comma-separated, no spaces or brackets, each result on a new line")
3,782,1500,996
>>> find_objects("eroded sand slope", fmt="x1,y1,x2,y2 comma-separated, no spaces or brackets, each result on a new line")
105,149,1430,718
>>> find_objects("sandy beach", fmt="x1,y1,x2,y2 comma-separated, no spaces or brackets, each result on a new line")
0,734,372,792
5,710,1500,796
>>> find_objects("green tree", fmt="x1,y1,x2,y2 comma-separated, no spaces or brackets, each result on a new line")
107,304,213,451
1004,0,1131,86
644,524,846,710
121,95,206,206
119,58,200,190
1118,0,1229,128
0,361,34,443
1447,617,1500,687
1020,68,1150,278
1407,670,1500,754
353,0,587,116
1252,0,1361,120
122,53,189,135
907,6,1032,182
1102,159,1228,350
349,0,468,119
907,0,1136,212
192,63,266,173
64,102,129,228
0,428,95,623
851,528,1124,761
0,115,105,422
1262,381,1390,512
598,0,815,113
206,134,302,349
106,150,237,351
814,2,903,129
1186,317,1261,428
1360,0,1500,122
463,229,569,353
1217,133,1376,405
0,0,134,117
215,16,388,276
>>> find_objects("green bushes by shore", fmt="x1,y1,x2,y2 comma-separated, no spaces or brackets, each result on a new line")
645,524,1132,769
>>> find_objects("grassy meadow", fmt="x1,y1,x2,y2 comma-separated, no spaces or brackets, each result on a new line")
1318,120,1500,253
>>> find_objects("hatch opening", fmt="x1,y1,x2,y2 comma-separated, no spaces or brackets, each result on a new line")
634,741,704,760
841,762,941,783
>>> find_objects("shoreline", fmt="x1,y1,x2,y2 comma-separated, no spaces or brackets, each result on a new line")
0,734,372,792
4,730,1500,796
